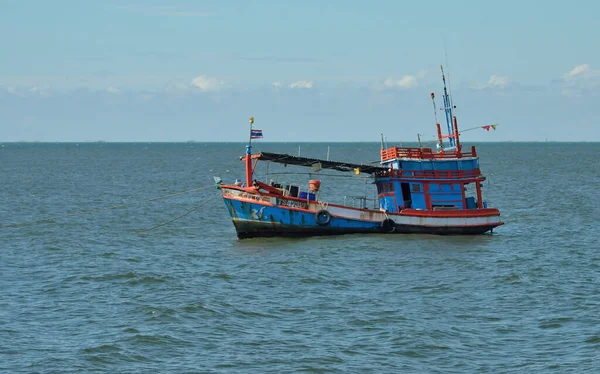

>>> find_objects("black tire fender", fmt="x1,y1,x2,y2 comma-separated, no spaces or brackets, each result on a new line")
315,210,331,226
381,218,396,233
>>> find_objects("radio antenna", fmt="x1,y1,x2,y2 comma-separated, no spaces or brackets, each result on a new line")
444,37,455,113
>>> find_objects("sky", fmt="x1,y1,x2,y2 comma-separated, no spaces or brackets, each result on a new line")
1,0,599,142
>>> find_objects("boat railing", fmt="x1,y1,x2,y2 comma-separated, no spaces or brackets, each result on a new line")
343,196,378,210
380,146,477,161
375,168,482,179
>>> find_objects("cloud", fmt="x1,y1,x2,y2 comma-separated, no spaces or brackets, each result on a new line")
561,64,600,96
487,75,509,88
2,86,17,94
106,86,120,94
377,71,426,91
165,82,190,94
564,64,589,79
159,11,209,17
29,86,50,97
289,80,313,89
240,56,321,63
191,75,225,92
272,81,282,90
470,75,510,89
383,75,418,89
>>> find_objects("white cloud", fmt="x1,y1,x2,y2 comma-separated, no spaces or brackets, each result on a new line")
29,86,50,97
561,64,600,96
272,81,282,90
2,86,17,94
159,11,209,17
470,75,510,89
106,86,120,94
487,75,509,88
564,64,589,79
383,75,418,89
165,82,191,94
191,75,225,92
377,71,426,91
290,80,313,89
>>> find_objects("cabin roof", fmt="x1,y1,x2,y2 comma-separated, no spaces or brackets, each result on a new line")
381,146,477,161
254,151,388,174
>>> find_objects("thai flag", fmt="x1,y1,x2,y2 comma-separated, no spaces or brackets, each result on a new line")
251,129,263,139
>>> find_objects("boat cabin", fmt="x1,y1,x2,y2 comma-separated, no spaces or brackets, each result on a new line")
375,145,487,212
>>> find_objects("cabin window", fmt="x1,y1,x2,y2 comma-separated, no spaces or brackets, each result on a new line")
378,181,395,194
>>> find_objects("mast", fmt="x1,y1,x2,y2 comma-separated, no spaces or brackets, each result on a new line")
245,117,254,188
441,65,455,148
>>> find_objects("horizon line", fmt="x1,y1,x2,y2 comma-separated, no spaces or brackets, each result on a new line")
2,140,598,144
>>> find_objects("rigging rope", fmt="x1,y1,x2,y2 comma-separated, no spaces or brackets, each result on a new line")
136,193,220,233
0,184,216,229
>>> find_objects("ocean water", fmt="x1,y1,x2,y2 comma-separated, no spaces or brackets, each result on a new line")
1,142,599,373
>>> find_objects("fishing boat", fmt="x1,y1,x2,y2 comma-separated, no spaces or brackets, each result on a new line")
218,67,503,238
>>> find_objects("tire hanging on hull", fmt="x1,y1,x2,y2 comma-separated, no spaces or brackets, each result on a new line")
381,218,396,233
315,210,331,226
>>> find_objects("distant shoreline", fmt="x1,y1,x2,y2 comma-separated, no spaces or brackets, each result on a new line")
1,141,599,144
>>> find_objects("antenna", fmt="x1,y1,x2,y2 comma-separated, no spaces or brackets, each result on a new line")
430,92,439,126
444,37,455,113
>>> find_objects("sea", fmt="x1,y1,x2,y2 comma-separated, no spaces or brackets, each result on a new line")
1,141,599,373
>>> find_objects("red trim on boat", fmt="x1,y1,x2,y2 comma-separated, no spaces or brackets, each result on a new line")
399,208,501,218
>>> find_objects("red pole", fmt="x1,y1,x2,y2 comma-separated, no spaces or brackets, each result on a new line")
476,181,483,208
436,123,443,153
245,146,253,188
246,117,254,188
453,116,461,155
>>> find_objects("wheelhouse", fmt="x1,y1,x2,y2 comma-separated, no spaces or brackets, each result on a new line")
375,145,487,212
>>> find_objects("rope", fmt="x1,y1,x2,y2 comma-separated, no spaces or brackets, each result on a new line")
413,125,500,148
0,184,216,229
136,193,220,233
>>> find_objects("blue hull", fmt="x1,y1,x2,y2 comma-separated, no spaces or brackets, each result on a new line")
223,197,383,239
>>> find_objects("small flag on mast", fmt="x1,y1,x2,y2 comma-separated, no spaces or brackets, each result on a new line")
251,129,263,139
482,124,498,131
